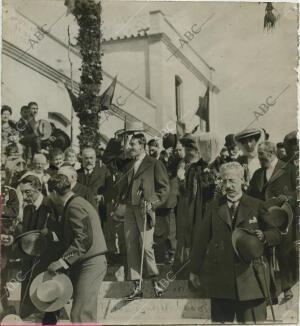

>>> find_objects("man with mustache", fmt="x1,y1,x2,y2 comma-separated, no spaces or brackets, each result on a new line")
117,133,169,300
77,147,111,226
189,162,280,323
248,141,297,301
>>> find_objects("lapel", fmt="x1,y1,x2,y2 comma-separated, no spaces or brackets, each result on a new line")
127,161,135,184
217,196,232,230
133,155,153,180
267,160,286,186
256,168,265,192
235,194,254,228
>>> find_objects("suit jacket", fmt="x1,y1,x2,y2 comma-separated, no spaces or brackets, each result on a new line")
248,159,296,202
60,195,107,266
77,164,110,195
72,182,97,209
190,194,281,301
119,154,170,210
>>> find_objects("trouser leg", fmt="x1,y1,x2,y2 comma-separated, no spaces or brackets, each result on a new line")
210,298,236,323
236,299,267,324
70,255,107,323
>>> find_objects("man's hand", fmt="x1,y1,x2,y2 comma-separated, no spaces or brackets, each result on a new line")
1,235,14,247
96,194,104,203
177,167,185,181
144,201,152,212
189,273,201,289
48,260,64,275
255,229,265,242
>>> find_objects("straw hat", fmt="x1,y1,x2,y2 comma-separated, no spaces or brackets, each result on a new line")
30,271,73,312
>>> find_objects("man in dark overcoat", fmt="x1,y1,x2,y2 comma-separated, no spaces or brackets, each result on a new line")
248,141,297,301
190,162,281,323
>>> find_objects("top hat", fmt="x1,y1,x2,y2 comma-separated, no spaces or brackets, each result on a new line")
265,201,293,234
15,230,47,257
37,120,52,140
30,271,73,312
234,128,261,142
232,228,264,264
116,121,144,135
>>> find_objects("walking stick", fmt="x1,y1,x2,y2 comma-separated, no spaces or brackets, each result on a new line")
260,256,276,321
138,199,147,291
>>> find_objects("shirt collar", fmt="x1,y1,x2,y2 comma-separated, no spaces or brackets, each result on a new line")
135,152,146,162
268,157,278,170
63,192,75,206
226,193,243,203
33,193,44,210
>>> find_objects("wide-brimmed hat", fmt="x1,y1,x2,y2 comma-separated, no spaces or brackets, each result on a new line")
234,128,262,142
116,120,144,135
37,120,52,140
30,271,73,312
232,228,264,263
1,314,23,325
15,230,47,257
264,201,293,234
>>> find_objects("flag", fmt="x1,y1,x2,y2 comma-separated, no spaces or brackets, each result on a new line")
196,87,209,131
98,76,117,111
191,124,200,134
65,84,80,113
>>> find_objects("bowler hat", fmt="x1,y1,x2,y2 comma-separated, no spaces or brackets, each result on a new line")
37,120,52,140
265,202,293,234
232,228,264,264
234,128,261,142
30,271,73,312
15,230,47,257
162,133,177,149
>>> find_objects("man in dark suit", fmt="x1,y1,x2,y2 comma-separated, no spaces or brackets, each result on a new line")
47,174,107,324
118,133,170,300
190,162,281,323
248,141,297,301
77,147,111,225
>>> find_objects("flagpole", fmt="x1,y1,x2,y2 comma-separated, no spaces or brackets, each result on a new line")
67,26,74,145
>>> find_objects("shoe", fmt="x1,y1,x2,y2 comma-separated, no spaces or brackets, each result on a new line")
124,281,143,301
284,289,293,301
153,279,164,297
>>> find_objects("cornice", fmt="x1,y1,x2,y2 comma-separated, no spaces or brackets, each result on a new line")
2,40,160,137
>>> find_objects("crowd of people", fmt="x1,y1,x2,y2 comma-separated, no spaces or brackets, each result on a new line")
1,102,299,324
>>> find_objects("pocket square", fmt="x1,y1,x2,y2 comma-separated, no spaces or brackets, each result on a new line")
249,216,258,224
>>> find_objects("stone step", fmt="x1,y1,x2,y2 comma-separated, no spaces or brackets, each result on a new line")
97,298,211,324
100,280,203,299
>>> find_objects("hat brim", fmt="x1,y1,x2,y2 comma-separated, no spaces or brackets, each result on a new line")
30,272,73,312
15,230,47,257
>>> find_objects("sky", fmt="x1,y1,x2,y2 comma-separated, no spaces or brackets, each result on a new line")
3,0,299,143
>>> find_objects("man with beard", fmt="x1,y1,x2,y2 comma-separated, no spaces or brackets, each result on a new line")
248,141,297,301
77,147,111,226
117,133,169,300
189,162,280,323
147,139,159,159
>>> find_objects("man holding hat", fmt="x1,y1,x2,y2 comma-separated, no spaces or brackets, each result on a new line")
47,174,108,323
16,175,60,322
189,162,281,323
248,141,297,301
